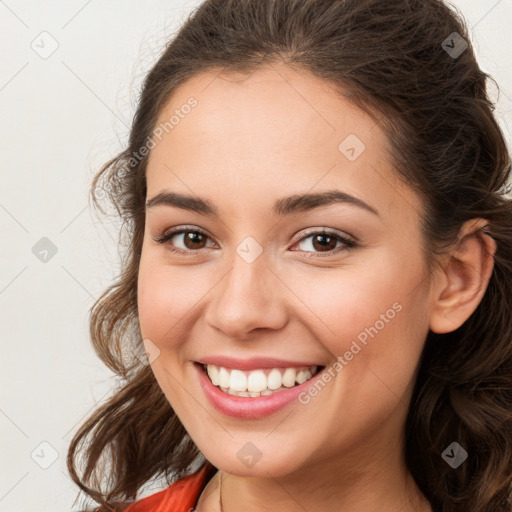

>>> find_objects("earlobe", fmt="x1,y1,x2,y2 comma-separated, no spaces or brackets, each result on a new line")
429,219,497,334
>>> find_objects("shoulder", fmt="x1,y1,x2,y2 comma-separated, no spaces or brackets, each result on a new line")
123,462,217,512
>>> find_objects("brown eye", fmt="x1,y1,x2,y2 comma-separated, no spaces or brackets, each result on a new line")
310,234,338,252
153,227,217,254
181,231,208,250
292,229,357,257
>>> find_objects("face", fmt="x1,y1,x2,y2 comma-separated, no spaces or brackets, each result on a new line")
137,63,434,478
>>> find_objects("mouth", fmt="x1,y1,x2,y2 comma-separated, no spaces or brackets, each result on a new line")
196,362,325,398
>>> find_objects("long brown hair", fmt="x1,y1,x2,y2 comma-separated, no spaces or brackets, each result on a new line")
67,1,512,510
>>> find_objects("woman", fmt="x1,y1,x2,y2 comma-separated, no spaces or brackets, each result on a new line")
67,0,512,511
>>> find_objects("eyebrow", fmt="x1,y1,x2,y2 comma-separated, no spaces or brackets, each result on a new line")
145,189,379,217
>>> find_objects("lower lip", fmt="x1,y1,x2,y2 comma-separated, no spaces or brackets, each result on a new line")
194,362,324,419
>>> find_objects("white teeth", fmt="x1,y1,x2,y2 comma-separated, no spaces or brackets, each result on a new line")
204,363,321,396
267,368,282,390
282,368,296,388
207,365,220,386
229,369,247,391
296,369,311,385
218,367,230,388
247,370,267,392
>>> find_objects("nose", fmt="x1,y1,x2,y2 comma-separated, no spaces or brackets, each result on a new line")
204,249,289,340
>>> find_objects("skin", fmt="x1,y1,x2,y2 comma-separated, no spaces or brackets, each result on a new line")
137,62,496,512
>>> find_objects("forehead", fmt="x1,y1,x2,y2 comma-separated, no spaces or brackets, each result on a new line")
146,63,421,224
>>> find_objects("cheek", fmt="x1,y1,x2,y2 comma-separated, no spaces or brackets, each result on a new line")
137,257,210,349
290,253,428,372
289,261,406,342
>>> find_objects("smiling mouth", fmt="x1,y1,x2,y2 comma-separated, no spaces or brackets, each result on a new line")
197,362,325,397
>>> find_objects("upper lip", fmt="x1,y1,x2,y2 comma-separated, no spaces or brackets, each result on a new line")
196,356,324,371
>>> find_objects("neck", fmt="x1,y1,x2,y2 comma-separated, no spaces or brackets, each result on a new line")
196,393,432,512
216,458,431,512
196,444,432,512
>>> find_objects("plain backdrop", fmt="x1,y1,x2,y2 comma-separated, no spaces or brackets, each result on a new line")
1,0,511,510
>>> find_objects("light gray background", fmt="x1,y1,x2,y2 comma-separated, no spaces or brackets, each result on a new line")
1,1,511,511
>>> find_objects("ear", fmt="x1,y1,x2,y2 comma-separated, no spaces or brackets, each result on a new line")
429,219,497,334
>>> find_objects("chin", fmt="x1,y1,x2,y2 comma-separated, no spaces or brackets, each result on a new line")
199,439,311,478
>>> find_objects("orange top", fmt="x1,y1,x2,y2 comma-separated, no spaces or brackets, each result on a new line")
123,462,217,512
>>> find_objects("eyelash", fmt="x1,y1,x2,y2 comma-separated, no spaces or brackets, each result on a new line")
153,225,358,258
